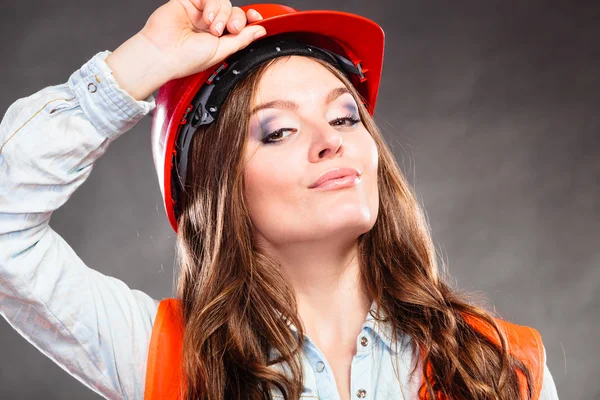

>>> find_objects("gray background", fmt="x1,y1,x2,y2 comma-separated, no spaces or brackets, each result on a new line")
1,0,598,399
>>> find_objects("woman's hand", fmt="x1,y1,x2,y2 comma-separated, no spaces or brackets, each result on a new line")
141,0,266,79
106,0,266,100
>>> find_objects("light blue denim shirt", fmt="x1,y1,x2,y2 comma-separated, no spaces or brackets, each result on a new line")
0,51,559,400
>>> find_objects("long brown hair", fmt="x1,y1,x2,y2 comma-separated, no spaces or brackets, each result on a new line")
175,55,533,400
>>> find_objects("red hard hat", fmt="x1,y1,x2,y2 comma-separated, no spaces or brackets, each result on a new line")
151,3,385,232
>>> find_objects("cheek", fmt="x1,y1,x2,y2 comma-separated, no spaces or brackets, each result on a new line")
366,137,379,176
356,129,379,182
358,132,380,215
243,153,304,226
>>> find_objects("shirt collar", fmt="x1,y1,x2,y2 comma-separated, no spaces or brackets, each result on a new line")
362,300,401,354
284,300,401,354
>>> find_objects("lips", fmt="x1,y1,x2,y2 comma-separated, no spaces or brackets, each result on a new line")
309,167,361,189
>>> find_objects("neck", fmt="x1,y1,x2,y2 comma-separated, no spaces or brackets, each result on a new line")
261,236,372,350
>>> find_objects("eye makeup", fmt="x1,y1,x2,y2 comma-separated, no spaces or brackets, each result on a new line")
259,113,361,145
251,98,362,145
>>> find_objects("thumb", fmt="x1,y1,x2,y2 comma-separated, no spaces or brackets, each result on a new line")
213,26,267,61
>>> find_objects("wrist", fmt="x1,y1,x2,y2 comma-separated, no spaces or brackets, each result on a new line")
106,33,172,101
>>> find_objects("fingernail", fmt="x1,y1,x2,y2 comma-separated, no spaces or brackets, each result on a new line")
253,29,266,39
233,20,241,31
251,9,264,19
215,22,224,35
208,12,215,23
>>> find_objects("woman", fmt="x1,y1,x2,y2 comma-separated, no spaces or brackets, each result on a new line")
0,1,559,399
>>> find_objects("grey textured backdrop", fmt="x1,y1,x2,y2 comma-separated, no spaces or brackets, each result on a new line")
1,0,598,399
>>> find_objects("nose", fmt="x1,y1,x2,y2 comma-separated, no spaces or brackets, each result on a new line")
308,123,344,162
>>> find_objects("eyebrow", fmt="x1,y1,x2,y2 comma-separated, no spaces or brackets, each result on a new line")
250,87,352,116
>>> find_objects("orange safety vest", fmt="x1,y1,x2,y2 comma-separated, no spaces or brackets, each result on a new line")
144,299,544,400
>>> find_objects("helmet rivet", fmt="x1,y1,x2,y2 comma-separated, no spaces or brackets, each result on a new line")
275,46,281,52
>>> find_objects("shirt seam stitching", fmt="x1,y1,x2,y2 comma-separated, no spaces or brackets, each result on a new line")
0,97,75,155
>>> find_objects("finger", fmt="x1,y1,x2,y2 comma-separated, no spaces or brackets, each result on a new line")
176,0,208,31
212,25,267,61
188,0,220,26
226,7,247,34
211,0,232,36
246,8,264,23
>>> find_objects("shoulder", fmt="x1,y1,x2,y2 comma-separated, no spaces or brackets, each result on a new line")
493,318,544,363
153,298,184,336
466,315,546,399
463,314,543,358
145,298,184,400
149,298,184,371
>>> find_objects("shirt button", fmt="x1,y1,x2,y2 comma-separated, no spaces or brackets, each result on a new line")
316,361,325,372
356,388,367,398
360,336,369,347
87,83,97,93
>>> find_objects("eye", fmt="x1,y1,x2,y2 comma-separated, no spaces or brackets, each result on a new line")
260,114,361,145
329,114,361,127
260,127,298,145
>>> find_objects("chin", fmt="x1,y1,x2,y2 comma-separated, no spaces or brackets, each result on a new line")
317,204,377,236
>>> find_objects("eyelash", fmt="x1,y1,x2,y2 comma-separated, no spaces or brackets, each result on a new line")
260,114,361,145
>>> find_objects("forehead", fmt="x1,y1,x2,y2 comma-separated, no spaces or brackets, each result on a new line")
252,56,347,104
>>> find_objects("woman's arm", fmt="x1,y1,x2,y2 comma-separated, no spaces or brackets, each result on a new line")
0,51,159,399
0,2,266,398
540,345,560,399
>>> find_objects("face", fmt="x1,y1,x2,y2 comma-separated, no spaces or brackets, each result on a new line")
243,56,379,247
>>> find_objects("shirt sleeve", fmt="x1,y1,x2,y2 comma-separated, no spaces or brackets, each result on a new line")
0,51,160,400
539,345,559,399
